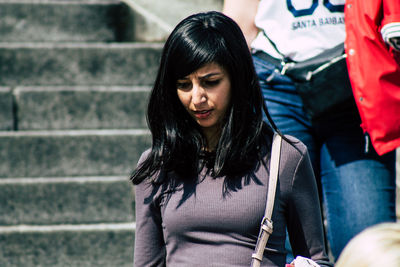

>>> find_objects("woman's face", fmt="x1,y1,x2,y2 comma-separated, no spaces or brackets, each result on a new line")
176,62,231,145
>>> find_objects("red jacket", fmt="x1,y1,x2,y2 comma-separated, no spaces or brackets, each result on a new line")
345,0,400,155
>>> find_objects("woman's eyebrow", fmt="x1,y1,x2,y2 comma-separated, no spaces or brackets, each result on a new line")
178,71,222,81
199,72,222,79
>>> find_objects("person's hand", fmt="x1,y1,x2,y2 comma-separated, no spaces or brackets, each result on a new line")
289,256,321,266
388,37,400,52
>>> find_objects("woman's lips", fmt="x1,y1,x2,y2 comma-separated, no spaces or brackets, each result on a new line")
193,109,212,119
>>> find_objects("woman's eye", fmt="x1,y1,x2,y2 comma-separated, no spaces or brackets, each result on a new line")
176,82,191,90
203,80,220,87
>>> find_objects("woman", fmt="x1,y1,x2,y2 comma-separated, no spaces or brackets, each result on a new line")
131,11,332,267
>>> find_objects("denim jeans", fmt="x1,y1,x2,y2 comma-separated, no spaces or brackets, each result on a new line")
253,54,397,260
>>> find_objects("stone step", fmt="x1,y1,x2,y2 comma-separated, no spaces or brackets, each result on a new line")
0,176,134,225
14,86,150,130
0,87,13,131
0,42,163,86
125,0,223,31
0,223,135,267
0,129,150,178
0,0,167,43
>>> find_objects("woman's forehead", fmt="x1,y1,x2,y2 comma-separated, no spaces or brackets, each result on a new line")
181,62,226,78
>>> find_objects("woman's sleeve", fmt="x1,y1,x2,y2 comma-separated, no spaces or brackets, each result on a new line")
285,146,333,267
133,152,166,267
134,182,166,267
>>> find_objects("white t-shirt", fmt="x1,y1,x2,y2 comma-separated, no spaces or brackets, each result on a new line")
252,0,346,61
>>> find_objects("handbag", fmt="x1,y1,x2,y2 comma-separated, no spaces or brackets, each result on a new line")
250,133,281,267
256,32,354,121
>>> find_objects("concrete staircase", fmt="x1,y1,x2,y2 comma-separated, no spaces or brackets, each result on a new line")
0,0,221,265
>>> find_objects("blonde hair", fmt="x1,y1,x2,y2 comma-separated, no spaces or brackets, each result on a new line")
335,223,400,267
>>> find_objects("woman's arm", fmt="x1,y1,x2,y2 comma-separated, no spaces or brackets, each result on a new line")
133,151,166,266
134,181,166,266
222,0,259,48
285,145,333,267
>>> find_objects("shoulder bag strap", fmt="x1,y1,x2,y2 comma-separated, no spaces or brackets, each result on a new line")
251,133,282,267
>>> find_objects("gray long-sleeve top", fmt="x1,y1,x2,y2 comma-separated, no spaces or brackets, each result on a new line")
134,136,333,267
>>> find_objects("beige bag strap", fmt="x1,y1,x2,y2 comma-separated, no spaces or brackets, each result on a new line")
251,133,282,267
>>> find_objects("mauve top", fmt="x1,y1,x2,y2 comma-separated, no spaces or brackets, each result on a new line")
134,136,333,267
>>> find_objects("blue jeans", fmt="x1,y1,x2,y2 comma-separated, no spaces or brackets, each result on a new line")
253,54,396,260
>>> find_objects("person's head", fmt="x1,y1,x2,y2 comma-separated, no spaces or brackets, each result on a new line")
175,61,231,150
335,223,400,267
148,10,264,139
132,11,274,185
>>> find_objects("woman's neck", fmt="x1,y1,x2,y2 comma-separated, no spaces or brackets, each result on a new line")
203,127,221,152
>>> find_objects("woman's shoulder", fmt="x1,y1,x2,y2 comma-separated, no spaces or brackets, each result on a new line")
260,133,309,172
133,148,158,188
137,148,151,166
281,134,308,156
134,149,164,201
261,133,308,160
277,134,310,175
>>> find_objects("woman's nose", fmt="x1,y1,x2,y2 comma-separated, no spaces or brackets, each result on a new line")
192,84,207,105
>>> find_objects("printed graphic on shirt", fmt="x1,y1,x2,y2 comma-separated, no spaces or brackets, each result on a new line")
292,15,345,30
287,0,344,17
252,0,346,60
288,0,345,30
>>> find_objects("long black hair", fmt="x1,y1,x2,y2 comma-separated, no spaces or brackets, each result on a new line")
131,11,279,186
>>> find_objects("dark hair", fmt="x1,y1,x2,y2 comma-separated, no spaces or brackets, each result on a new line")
131,11,277,186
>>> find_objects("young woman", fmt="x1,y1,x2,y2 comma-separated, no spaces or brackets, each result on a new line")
131,11,332,267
